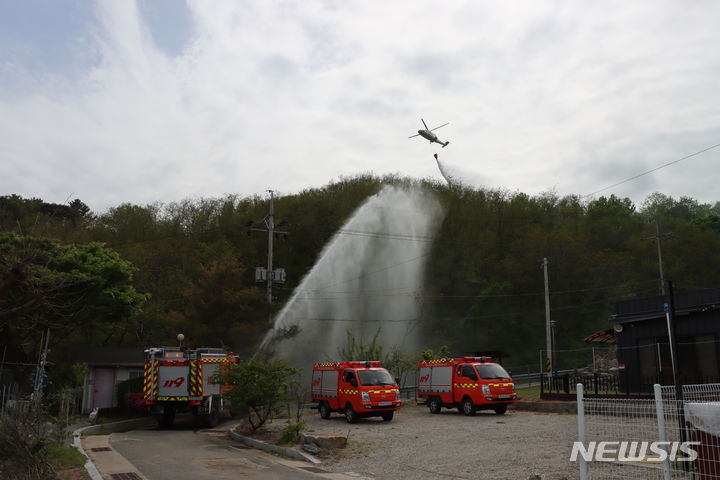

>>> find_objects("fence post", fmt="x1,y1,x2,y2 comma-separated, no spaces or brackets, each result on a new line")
594,372,598,395
577,383,588,480
653,384,672,480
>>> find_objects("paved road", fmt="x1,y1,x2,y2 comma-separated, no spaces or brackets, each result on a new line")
108,416,330,480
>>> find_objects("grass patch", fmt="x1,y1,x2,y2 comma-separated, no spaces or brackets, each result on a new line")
44,443,85,470
515,385,541,400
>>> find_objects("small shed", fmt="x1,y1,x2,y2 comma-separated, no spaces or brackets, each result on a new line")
612,288,720,393
75,347,144,413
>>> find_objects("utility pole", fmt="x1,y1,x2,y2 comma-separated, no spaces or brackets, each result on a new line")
265,190,275,304
543,258,552,375
33,328,50,403
664,280,688,451
646,218,670,296
247,190,288,305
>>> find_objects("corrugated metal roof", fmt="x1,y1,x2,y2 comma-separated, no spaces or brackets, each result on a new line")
583,327,616,344
612,288,720,324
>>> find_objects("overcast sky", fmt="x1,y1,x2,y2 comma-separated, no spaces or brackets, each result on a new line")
2,0,719,212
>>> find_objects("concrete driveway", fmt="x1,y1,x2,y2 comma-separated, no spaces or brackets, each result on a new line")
83,415,363,480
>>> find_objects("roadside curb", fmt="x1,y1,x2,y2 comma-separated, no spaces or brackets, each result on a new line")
229,427,321,464
78,417,155,436
71,425,104,480
513,400,576,414
72,418,154,480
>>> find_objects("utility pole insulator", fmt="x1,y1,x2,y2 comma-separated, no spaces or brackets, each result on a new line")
272,268,286,283
255,267,268,282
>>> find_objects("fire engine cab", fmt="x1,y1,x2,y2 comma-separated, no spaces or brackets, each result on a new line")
311,361,401,423
143,346,237,427
417,357,516,415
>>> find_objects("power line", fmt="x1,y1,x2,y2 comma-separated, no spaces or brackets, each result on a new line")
584,141,720,198
278,279,660,300
334,229,435,242
290,252,432,294
274,289,657,324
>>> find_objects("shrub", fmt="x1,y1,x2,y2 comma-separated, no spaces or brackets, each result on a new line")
277,421,305,445
0,403,55,480
213,358,299,432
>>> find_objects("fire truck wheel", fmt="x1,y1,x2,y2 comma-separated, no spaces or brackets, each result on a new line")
428,396,441,414
381,411,394,421
319,402,331,419
494,405,507,415
344,404,358,424
461,397,476,416
202,405,220,427
158,405,175,428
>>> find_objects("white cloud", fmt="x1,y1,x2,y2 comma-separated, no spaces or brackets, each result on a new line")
1,0,719,211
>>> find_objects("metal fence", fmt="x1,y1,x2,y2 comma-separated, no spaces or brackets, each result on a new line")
0,383,22,411
577,383,720,480
542,371,623,399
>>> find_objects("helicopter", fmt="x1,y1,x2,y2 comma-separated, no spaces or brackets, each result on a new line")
409,118,450,148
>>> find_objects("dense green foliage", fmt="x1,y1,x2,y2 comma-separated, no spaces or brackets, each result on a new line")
0,402,84,480
1,177,719,378
214,358,299,431
0,231,148,387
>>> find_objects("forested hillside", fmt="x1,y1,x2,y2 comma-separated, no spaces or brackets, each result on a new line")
2,176,719,378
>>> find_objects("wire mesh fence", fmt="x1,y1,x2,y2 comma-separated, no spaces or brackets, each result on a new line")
577,383,720,480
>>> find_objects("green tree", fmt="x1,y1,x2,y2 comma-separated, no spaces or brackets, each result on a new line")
166,256,266,355
336,329,384,362
0,233,148,382
214,358,299,431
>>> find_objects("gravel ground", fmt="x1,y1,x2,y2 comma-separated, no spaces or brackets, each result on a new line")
302,403,579,480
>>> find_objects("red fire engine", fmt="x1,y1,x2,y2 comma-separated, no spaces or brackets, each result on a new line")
311,361,402,423
143,346,237,427
417,357,516,415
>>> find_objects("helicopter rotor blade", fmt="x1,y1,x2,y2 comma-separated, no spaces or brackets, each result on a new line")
408,134,420,138
421,118,429,130
430,122,449,132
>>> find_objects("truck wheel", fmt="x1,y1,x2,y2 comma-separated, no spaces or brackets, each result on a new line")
319,401,331,420
428,396,441,414
461,397,476,416
201,404,220,427
345,404,358,424
157,405,175,428
494,405,508,415
381,411,394,422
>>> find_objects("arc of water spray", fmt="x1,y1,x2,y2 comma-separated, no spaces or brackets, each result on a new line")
260,185,445,370
434,153,455,185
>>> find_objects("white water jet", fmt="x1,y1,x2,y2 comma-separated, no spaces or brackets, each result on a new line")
261,185,444,369
433,152,491,189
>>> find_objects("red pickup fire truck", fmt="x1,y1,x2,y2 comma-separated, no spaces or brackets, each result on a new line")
417,357,516,415
311,361,402,423
143,346,237,427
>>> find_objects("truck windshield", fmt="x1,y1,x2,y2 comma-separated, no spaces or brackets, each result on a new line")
475,364,511,380
357,369,395,386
